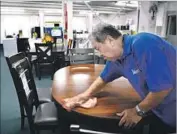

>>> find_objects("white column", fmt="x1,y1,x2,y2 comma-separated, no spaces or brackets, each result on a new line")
62,1,65,32
156,3,168,37
88,13,93,34
39,11,44,38
67,1,73,41
136,2,141,32
139,1,156,33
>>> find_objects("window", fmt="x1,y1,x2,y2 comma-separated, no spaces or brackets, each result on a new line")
166,15,176,35
169,15,176,35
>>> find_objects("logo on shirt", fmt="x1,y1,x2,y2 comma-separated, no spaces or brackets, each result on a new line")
131,69,140,75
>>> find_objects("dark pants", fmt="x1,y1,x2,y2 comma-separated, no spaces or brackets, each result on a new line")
133,112,176,134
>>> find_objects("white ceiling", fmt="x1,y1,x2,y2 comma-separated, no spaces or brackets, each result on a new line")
0,0,138,15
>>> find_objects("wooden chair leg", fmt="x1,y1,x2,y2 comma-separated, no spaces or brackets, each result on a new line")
20,106,25,130
36,130,40,134
39,73,41,80
34,63,38,77
37,64,41,80
21,115,25,130
51,65,54,80
29,127,35,134
52,128,55,133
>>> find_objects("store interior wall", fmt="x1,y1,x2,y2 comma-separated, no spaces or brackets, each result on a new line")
1,15,39,40
167,1,177,11
1,1,177,44
1,13,129,42
1,15,88,42
139,1,177,35
93,14,126,26
139,1,156,33
163,1,177,45
125,10,138,31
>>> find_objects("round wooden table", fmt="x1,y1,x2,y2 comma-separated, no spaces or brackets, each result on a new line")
52,64,141,120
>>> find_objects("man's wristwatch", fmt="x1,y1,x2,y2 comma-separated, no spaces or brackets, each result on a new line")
135,105,146,117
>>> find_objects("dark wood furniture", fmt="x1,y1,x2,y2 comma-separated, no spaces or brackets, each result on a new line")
28,44,66,75
6,52,53,130
35,43,55,80
6,53,58,134
52,64,141,133
17,38,30,53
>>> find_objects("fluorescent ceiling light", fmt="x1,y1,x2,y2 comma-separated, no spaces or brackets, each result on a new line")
42,9,62,14
115,1,138,7
1,7,25,12
79,10,93,14
79,11,88,14
1,7,63,15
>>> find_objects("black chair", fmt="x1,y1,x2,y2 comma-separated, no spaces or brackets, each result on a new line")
35,43,55,80
69,48,95,65
0,43,3,54
26,52,38,76
53,51,66,71
7,55,58,134
6,52,53,130
17,38,30,53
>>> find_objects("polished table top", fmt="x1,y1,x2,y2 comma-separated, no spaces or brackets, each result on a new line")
52,64,141,120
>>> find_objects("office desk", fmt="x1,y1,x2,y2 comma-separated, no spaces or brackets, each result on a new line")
52,64,141,133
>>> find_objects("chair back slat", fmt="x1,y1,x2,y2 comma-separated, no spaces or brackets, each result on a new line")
7,52,26,66
69,48,95,65
70,48,94,54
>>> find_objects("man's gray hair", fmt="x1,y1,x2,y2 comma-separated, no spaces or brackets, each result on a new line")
89,23,122,43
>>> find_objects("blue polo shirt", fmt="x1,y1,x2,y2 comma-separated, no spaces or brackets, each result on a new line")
100,33,176,127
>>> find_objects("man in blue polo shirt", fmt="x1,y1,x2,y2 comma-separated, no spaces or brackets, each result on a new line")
62,24,176,134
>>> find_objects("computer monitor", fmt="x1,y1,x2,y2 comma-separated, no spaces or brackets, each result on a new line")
51,29,62,37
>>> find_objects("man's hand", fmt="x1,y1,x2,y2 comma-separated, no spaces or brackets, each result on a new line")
62,93,90,111
60,77,106,111
116,108,142,128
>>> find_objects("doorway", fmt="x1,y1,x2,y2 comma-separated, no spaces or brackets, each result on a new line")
166,11,177,45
